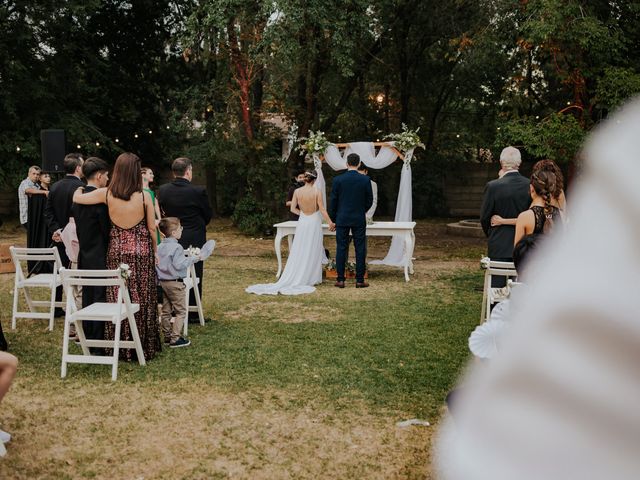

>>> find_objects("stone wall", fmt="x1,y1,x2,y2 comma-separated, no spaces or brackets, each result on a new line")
443,162,533,218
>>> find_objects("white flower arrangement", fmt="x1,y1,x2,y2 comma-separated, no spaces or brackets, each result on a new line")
386,124,425,154
480,256,490,269
186,246,201,257
119,263,131,279
296,130,330,155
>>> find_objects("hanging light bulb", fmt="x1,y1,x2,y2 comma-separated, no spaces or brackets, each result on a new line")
76,144,81,149
166,125,170,130
148,130,153,134
456,134,460,138
95,142,100,147
16,146,21,152
134,133,139,139
115,138,119,143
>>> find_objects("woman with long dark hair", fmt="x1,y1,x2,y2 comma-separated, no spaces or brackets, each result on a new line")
73,152,161,361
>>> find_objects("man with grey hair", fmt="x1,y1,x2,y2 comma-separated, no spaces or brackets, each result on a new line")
480,147,530,285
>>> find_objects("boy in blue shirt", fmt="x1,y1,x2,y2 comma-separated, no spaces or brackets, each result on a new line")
156,217,203,348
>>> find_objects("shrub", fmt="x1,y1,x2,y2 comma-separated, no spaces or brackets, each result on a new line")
231,195,278,236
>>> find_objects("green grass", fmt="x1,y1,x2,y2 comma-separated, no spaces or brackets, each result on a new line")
4,259,481,419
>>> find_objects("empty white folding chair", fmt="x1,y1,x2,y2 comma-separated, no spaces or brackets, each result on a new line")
10,246,64,331
480,259,518,323
60,268,145,381
182,262,204,336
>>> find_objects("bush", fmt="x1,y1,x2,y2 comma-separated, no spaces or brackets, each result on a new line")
231,195,279,236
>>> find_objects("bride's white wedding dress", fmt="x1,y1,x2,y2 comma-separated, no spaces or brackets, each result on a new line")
246,210,324,295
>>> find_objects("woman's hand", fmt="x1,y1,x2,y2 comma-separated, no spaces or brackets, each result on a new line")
491,215,504,226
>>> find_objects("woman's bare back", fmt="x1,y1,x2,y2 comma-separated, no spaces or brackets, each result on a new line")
295,186,319,216
108,191,146,229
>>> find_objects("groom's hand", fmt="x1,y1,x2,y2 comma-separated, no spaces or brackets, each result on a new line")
329,222,336,232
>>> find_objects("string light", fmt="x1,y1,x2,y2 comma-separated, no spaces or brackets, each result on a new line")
148,130,153,134
166,125,170,130
535,115,540,119
95,142,100,147
115,138,119,143
566,101,571,105
76,144,81,149
456,134,460,138
16,146,20,152
134,133,139,138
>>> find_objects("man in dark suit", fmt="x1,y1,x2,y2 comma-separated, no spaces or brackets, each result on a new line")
44,153,84,314
71,157,110,348
480,146,531,286
329,153,373,288
44,153,85,266
158,157,213,321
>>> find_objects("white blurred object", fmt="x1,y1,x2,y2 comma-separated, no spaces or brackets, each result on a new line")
396,418,430,428
468,320,507,359
436,98,640,480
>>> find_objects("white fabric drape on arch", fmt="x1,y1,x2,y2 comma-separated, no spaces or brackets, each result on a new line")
317,142,415,266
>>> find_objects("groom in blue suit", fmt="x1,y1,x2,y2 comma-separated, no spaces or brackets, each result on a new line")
329,153,374,288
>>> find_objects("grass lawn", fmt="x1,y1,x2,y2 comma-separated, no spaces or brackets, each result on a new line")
0,219,485,479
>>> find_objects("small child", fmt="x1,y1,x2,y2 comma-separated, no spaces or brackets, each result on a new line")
156,217,203,348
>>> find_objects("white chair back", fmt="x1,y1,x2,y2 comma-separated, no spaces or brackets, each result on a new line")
10,246,64,331
59,268,145,381
480,259,518,323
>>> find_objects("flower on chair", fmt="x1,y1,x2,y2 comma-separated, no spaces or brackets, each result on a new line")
119,263,131,280
480,257,490,269
186,246,201,257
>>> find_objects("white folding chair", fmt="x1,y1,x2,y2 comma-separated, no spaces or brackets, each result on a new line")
182,262,204,336
10,246,65,331
480,259,518,323
60,268,145,381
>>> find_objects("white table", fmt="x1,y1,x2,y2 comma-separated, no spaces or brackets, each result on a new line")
273,221,416,282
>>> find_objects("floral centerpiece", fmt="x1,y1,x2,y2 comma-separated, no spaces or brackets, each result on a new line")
386,124,425,155
325,259,368,279
296,130,330,156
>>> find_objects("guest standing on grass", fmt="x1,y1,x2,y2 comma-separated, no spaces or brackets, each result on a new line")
141,167,162,244
71,157,111,351
158,157,212,322
44,154,85,315
479,146,530,286
27,171,53,274
73,153,161,361
156,217,205,348
18,165,47,230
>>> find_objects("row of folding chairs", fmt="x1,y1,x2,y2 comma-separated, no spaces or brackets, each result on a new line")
9,247,205,380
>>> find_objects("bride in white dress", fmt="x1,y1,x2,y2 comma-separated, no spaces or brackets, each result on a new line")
246,171,335,295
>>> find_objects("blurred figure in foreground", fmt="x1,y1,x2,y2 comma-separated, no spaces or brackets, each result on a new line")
436,99,640,480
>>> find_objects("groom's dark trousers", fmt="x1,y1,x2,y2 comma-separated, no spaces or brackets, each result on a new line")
335,225,367,283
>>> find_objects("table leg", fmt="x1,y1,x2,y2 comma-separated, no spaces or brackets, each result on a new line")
274,230,284,278
403,234,414,282
409,230,416,274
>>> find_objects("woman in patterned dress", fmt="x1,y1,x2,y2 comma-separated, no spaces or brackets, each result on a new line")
73,152,161,361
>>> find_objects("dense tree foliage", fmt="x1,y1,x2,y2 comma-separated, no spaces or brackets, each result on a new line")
2,0,640,228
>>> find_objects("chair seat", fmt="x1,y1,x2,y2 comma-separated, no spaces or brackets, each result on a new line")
72,302,140,320
19,274,61,287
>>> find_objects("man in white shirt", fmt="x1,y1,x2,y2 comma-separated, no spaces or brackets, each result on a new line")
357,163,377,221
17,166,48,229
